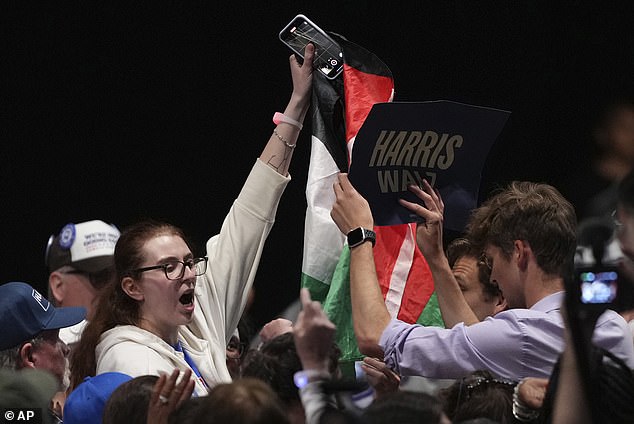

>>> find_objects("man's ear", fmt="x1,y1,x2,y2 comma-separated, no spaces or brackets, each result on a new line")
515,240,531,271
48,272,65,305
493,293,509,315
18,342,36,369
121,276,144,301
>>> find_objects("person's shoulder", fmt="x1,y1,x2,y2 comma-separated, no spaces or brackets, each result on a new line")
99,324,161,343
96,329,174,376
97,349,167,378
596,308,630,329
489,307,535,320
97,325,173,357
486,306,563,328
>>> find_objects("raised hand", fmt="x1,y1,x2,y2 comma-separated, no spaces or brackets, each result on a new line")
331,173,374,235
398,180,446,263
293,288,336,372
148,368,195,424
361,357,400,399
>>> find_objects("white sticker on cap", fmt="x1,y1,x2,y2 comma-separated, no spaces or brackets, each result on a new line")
58,223,76,249
32,289,50,311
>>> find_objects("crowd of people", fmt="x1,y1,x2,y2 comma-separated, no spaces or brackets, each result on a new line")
2,41,634,424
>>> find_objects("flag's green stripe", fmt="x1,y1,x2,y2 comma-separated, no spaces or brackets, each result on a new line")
300,272,331,304
322,248,364,369
416,292,445,328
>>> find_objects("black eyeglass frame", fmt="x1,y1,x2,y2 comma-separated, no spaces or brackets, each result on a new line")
454,374,517,409
478,252,493,272
226,340,247,360
130,257,208,281
612,209,624,231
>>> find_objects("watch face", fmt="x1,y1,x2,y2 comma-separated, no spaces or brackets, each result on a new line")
348,227,364,246
347,227,376,248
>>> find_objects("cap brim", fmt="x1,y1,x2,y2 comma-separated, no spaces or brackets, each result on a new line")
44,306,86,331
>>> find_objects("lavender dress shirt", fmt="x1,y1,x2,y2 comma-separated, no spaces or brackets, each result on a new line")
379,291,634,380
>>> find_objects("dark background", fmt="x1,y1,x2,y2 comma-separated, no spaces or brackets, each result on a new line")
2,1,633,330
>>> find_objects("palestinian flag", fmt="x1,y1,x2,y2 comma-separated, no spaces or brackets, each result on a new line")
301,34,444,375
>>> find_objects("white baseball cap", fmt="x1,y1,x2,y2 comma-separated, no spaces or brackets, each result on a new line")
45,220,120,273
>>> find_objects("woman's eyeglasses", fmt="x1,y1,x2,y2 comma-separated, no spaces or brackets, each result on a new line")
131,257,208,280
454,374,516,407
612,210,623,232
226,340,247,360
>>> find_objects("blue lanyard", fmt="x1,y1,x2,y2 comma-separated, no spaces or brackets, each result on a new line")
174,341,208,391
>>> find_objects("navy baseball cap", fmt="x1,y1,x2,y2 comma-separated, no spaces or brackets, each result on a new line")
64,372,132,424
0,282,86,350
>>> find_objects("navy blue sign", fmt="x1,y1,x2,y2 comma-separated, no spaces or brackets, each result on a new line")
348,101,510,232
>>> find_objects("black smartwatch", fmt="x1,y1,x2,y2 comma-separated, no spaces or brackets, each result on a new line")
347,227,376,248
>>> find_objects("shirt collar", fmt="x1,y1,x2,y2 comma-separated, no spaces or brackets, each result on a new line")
530,291,565,313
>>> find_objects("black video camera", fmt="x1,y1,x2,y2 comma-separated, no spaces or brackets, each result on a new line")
571,217,634,315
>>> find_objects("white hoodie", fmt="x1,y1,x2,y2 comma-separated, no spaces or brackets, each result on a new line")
95,160,289,396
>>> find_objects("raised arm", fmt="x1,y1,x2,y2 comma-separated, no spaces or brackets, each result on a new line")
330,173,390,358
191,45,316,369
259,44,314,176
294,288,337,373
398,181,480,327
293,288,338,424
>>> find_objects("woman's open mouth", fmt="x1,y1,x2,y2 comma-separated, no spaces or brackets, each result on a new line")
179,290,194,305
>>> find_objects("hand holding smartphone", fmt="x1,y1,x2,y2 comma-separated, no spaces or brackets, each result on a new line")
279,14,344,80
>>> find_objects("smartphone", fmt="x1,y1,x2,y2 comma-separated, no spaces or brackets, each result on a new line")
576,267,619,304
354,360,367,383
279,14,344,80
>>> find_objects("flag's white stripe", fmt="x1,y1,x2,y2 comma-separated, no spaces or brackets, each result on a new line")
384,225,416,318
347,135,356,165
302,135,346,285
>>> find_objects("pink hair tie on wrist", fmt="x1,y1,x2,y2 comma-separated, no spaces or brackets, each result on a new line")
273,112,303,130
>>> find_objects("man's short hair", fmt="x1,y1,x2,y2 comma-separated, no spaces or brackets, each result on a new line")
438,369,515,423
362,390,447,424
466,181,577,277
241,332,341,405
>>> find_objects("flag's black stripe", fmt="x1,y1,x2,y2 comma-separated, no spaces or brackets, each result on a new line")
311,67,348,173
